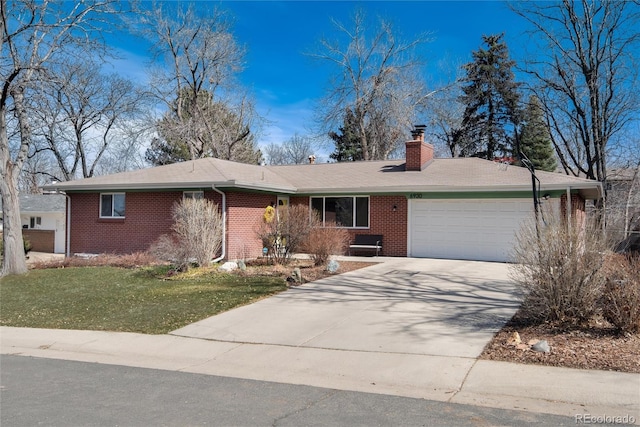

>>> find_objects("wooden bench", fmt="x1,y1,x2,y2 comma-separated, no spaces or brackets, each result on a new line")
349,234,383,256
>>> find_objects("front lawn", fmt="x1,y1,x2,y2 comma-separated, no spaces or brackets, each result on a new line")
0,266,286,334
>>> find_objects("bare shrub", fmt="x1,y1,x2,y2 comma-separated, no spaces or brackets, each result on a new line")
601,254,640,334
510,208,609,325
149,198,223,268
148,234,189,269
256,204,316,264
304,222,350,266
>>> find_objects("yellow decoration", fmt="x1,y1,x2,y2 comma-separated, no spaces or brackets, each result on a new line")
264,205,275,223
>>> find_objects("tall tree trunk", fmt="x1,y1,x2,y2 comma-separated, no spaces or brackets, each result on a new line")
0,108,28,276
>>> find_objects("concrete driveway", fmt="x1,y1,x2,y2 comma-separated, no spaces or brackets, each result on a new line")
172,257,521,359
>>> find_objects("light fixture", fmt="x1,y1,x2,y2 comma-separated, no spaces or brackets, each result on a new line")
392,204,397,212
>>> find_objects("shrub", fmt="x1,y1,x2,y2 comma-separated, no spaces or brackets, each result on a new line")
0,236,32,256
601,254,640,334
23,239,32,254
149,198,223,269
148,234,189,270
510,207,608,326
304,222,350,266
256,204,316,264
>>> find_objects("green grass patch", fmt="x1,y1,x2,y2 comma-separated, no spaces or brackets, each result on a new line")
0,266,286,334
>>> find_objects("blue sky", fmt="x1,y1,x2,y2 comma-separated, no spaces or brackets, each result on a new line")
110,1,532,152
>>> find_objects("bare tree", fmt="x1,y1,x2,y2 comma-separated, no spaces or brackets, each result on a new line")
263,134,316,165
423,58,466,157
29,58,148,182
141,2,262,164
94,121,152,175
1,0,117,276
17,155,57,194
511,0,640,190
310,9,432,161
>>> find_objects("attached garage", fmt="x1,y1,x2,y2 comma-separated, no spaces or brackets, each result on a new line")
409,199,535,262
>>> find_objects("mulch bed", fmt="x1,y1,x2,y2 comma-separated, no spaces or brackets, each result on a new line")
480,312,640,373
241,258,377,283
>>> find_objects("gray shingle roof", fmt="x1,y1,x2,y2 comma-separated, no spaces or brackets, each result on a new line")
42,157,295,193
41,156,602,199
0,194,66,213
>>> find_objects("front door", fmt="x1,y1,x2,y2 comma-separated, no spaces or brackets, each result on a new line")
277,196,289,209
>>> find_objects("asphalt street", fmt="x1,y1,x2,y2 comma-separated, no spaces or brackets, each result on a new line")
0,355,600,427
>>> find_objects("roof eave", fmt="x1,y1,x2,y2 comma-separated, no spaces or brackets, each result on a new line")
41,180,298,194
296,182,603,199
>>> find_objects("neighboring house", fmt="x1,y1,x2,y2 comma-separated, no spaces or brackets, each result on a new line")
607,167,640,252
41,128,602,262
0,194,66,253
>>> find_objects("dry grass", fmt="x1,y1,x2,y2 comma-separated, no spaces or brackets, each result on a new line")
29,252,164,269
0,263,286,334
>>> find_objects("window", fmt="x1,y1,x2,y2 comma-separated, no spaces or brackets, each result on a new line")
183,191,204,199
100,193,125,218
310,196,369,228
29,217,41,229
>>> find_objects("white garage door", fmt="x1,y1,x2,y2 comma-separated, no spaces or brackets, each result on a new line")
409,199,534,262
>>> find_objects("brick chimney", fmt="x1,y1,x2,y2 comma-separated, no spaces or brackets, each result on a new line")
405,125,433,171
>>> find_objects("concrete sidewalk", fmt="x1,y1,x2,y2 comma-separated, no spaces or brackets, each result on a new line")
2,327,638,423
1,258,638,422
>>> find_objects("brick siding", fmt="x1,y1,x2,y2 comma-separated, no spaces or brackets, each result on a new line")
68,191,221,255
560,193,587,225
22,229,55,252
295,195,408,257
346,195,407,257
68,190,410,258
226,193,276,259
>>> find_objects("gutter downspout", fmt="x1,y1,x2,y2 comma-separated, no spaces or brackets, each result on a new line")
211,186,226,263
54,190,71,258
566,187,571,234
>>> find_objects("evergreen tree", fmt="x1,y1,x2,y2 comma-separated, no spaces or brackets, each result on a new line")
458,34,522,160
519,96,557,172
329,108,365,162
145,137,191,166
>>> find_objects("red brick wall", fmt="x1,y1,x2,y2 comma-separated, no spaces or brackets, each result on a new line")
560,193,587,225
68,191,409,258
68,191,222,255
301,195,408,257
22,229,55,253
346,195,407,256
226,192,277,259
